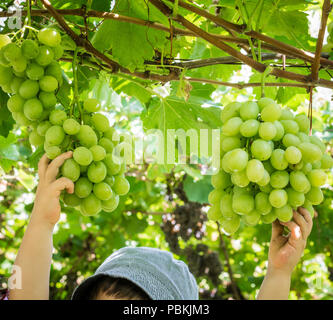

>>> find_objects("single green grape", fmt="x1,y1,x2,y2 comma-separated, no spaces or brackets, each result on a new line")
63,193,81,207
270,149,288,170
261,103,281,122
307,169,327,187
224,148,248,172
10,77,24,94
298,142,323,163
220,102,241,123
37,121,52,136
274,205,293,222
221,136,242,152
285,146,302,164
38,28,61,47
93,182,113,201
290,171,311,193
89,145,107,162
294,114,310,134
73,147,93,167
99,137,114,153
113,175,130,195
26,62,44,80
220,193,236,219
280,120,299,134
76,125,98,148
255,192,272,215
7,94,25,113
280,108,294,120
222,117,243,136
239,101,259,120
39,92,57,109
21,39,39,59
19,80,39,99
286,188,305,208
92,113,109,132
45,145,61,160
211,170,231,189
246,159,264,183
269,189,288,208
23,98,44,121
35,46,54,66
270,171,289,189
49,109,67,126
103,153,121,175
74,177,93,198
81,194,102,216
219,216,241,234
45,125,65,146
39,75,58,92
231,170,250,187
232,192,254,215
282,133,301,148
305,187,324,205
272,121,285,141
239,119,260,137
61,159,80,182
261,210,277,224
208,188,225,205
102,194,119,213
84,98,101,113
29,129,44,147
251,139,272,161
0,35,11,49
87,161,107,183
243,210,261,226
258,122,277,140
63,118,80,135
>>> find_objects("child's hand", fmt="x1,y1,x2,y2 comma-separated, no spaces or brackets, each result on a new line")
32,152,74,227
268,207,313,276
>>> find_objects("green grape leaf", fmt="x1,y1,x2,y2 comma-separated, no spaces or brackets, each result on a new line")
91,0,169,72
183,174,213,204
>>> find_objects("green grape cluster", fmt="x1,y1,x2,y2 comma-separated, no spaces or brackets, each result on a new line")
208,98,333,234
1,30,130,216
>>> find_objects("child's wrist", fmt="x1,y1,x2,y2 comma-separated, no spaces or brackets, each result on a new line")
267,266,292,280
30,209,57,231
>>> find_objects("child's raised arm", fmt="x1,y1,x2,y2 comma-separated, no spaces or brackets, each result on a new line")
9,152,74,300
257,208,313,300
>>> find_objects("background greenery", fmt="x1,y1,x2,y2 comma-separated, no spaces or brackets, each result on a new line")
1,0,333,300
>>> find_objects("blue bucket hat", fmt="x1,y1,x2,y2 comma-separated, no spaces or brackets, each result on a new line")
71,247,198,300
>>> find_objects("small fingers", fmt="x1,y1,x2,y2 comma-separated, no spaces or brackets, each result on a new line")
292,210,308,239
51,177,74,194
38,154,50,180
280,221,302,241
45,151,73,182
271,220,284,240
297,207,313,225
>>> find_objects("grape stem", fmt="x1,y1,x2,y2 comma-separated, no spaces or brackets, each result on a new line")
260,66,272,98
216,222,241,300
71,47,82,122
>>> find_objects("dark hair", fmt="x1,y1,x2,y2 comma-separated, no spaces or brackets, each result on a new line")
85,276,151,300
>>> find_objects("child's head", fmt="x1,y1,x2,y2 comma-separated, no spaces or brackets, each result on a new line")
83,276,151,300
72,247,198,300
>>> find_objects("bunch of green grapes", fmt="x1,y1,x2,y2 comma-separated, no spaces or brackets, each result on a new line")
208,98,333,235
47,98,131,216
0,30,130,216
0,30,64,128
